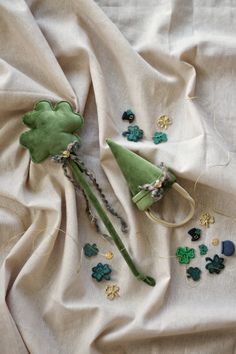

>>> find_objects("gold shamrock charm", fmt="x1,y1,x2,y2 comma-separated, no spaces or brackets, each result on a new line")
105,284,120,300
156,115,172,130
199,212,215,228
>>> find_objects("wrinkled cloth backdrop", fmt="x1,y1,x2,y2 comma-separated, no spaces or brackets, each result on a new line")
0,0,236,353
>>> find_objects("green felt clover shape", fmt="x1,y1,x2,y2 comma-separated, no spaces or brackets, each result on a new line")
20,100,84,163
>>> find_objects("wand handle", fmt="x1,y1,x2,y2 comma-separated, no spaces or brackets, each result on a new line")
69,160,156,287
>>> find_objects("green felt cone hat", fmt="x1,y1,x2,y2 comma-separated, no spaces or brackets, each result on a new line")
106,139,176,211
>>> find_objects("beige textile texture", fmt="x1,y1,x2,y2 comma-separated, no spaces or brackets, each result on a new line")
1,0,236,353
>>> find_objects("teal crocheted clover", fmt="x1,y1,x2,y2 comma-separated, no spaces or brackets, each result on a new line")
83,243,99,257
152,131,168,145
20,100,84,163
205,255,225,274
176,247,195,264
122,125,143,142
92,263,112,282
199,244,208,256
186,267,201,281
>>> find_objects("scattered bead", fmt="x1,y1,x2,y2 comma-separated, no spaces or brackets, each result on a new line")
188,227,202,241
199,244,208,255
122,125,144,142
199,212,215,228
176,247,195,264
105,284,120,300
205,255,225,274
83,243,99,257
104,251,114,260
122,109,135,123
152,131,168,144
156,115,172,130
92,263,112,282
186,267,201,281
212,238,220,246
221,240,235,257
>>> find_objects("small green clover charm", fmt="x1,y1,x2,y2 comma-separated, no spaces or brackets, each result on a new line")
205,255,225,274
92,263,112,282
176,247,195,264
186,267,201,281
122,109,135,123
83,243,99,257
152,131,168,145
122,125,143,142
20,100,83,163
199,244,208,255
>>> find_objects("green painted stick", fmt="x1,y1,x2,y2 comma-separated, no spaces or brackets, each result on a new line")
69,160,156,287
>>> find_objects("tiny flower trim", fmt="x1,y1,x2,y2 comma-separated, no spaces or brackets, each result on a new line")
156,115,172,130
122,125,143,142
176,247,195,264
139,163,171,201
92,263,112,282
122,109,135,123
205,255,225,274
83,243,99,257
186,267,201,281
105,284,120,300
199,244,208,255
199,212,215,228
152,131,168,145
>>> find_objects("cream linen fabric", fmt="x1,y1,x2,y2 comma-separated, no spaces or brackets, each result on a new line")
1,0,236,353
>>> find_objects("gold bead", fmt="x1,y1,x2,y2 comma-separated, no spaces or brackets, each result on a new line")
212,238,219,246
105,251,114,260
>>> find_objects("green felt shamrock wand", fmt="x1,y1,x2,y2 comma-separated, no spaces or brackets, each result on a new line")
19,100,156,287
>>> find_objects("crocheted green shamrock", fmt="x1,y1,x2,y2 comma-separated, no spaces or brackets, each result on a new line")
186,267,201,281
20,100,84,163
83,243,99,257
122,125,143,142
152,131,168,145
92,263,112,281
199,244,208,256
176,246,195,264
205,255,225,274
